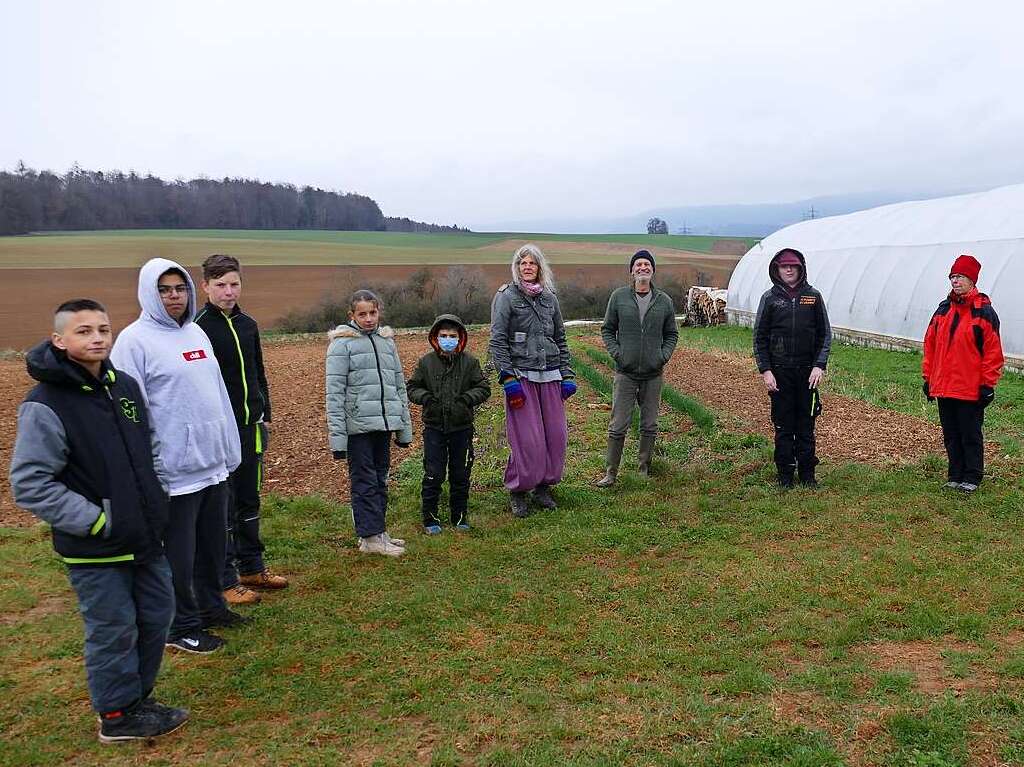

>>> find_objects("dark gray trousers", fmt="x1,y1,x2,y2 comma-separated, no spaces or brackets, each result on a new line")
67,557,174,714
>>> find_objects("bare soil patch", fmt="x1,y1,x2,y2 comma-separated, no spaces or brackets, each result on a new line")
0,330,962,527
576,334,943,465
711,239,752,256
662,345,944,466
858,637,993,696
0,262,733,350
0,594,69,626
0,333,437,527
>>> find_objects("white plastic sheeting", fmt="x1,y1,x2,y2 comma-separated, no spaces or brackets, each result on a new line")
727,184,1024,360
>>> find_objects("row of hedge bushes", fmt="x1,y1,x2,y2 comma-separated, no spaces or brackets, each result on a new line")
273,267,693,332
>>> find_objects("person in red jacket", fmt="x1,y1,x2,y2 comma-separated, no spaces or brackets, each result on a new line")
922,254,1004,492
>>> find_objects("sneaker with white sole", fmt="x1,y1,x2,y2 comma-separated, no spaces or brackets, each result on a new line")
383,531,406,548
958,482,979,493
166,630,225,654
358,533,405,557
943,481,962,490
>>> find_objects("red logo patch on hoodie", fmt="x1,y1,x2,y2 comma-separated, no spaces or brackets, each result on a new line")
182,349,207,362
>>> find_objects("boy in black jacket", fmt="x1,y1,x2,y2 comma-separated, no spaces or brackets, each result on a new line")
9,299,188,743
753,248,832,488
196,255,287,608
407,315,491,533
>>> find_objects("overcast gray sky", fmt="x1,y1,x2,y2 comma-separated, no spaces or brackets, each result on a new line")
3,0,1022,229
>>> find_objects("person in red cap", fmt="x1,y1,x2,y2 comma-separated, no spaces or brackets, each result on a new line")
922,254,1004,492
753,248,832,488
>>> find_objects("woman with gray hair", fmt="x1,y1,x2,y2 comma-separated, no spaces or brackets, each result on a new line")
489,244,576,518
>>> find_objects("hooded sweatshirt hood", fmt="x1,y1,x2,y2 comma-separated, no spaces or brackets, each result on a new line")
428,314,468,355
109,258,241,496
25,340,114,389
768,248,808,292
137,257,197,327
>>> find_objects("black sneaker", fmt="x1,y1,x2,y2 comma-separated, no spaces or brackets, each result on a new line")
138,697,189,720
98,699,189,743
166,630,225,654
202,608,253,629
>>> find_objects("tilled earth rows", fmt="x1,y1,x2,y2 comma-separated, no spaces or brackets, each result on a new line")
0,333,948,527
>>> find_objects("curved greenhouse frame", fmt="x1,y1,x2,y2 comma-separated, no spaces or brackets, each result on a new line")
727,184,1024,367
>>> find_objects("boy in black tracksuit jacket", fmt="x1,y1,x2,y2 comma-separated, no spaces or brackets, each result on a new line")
753,248,832,487
195,255,286,601
406,314,491,531
9,299,188,743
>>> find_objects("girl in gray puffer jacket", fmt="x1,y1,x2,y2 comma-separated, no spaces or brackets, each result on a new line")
326,290,413,557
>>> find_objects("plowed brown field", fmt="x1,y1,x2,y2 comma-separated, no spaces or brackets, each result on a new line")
0,260,733,350
1,332,951,529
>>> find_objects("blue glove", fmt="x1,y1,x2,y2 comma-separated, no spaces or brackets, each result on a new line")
499,371,526,409
561,380,577,400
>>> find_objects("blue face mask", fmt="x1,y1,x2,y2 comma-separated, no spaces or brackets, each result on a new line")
438,336,459,353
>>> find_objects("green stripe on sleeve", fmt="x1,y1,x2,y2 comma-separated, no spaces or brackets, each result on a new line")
89,511,107,536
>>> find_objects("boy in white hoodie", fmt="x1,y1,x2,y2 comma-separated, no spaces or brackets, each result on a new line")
111,258,242,654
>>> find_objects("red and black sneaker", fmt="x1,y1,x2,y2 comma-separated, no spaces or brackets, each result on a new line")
98,699,189,743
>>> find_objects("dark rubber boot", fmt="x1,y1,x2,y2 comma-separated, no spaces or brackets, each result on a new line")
510,492,530,518
637,435,656,478
596,436,625,487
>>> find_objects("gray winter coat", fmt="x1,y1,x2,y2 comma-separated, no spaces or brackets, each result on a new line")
489,283,573,377
326,323,413,453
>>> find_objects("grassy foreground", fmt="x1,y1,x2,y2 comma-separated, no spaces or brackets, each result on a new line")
1,327,1023,766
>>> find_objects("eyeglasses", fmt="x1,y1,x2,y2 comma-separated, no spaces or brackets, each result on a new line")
158,285,190,296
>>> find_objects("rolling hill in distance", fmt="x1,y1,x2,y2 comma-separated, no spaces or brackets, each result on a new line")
479,186,992,236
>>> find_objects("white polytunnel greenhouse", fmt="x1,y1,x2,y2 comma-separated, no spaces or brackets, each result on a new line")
726,184,1024,370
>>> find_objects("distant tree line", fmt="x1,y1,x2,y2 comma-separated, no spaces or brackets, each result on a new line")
0,163,466,236
383,216,469,234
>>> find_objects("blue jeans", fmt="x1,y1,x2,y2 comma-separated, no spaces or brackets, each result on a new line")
67,557,174,714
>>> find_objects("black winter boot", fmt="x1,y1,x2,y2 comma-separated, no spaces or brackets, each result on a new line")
798,457,819,488
777,465,796,489
532,485,557,510
510,492,531,518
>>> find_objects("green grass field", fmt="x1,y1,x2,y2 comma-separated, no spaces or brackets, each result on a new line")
0,230,757,269
2,327,1022,766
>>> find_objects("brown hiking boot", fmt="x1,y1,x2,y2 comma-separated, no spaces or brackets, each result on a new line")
239,569,289,590
224,583,261,605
